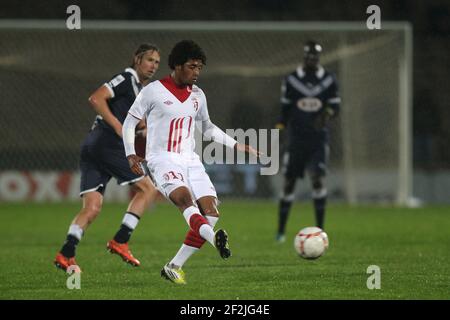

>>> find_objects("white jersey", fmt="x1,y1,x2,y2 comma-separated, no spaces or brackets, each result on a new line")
128,77,209,160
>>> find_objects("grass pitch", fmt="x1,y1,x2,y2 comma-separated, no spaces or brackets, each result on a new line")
0,201,449,300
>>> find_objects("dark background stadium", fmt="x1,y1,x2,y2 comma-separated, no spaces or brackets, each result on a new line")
2,0,448,170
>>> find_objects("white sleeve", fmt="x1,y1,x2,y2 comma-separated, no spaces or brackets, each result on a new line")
198,119,237,149
122,114,141,156
122,86,153,156
195,90,237,149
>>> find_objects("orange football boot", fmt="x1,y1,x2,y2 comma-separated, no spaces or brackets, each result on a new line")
106,240,140,266
54,253,82,273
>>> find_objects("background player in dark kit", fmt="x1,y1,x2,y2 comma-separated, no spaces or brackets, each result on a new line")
54,44,161,271
275,40,341,242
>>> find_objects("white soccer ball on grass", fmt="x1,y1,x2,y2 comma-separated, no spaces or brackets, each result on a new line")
294,227,329,259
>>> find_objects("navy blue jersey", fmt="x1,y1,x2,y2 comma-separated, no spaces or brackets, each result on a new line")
92,67,143,138
279,66,340,144
79,68,144,195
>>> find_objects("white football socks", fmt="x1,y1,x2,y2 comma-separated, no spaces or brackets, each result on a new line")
170,214,219,267
68,224,83,240
183,206,215,246
122,212,140,230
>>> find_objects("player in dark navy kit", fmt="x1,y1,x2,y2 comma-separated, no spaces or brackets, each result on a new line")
275,41,341,243
54,44,161,271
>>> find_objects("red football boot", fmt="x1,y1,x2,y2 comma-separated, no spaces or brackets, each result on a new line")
106,240,140,267
54,253,82,273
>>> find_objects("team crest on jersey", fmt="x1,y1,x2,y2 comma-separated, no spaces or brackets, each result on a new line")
296,97,322,112
191,98,199,111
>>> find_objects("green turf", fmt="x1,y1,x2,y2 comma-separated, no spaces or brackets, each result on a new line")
0,201,449,299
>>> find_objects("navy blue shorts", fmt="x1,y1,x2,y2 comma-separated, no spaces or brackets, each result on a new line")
282,142,329,179
79,127,143,196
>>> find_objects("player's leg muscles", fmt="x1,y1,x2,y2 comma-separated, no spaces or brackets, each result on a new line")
127,177,158,216
197,196,219,218
197,196,220,232
197,196,220,240
72,191,104,230
169,186,197,211
109,177,158,254
56,191,103,262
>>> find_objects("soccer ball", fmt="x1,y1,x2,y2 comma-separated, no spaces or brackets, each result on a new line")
294,227,329,259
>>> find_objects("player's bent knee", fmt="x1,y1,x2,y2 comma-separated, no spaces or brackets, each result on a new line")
82,201,102,218
170,189,196,209
83,205,102,224
197,196,219,217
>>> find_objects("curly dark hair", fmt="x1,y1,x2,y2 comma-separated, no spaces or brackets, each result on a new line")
168,40,206,70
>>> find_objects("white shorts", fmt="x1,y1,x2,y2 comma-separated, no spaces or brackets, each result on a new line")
146,152,217,201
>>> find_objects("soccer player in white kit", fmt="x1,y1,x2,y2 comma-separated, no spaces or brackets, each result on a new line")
122,40,259,284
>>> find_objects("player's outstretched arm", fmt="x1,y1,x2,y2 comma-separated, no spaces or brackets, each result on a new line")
198,119,237,148
234,143,261,158
199,119,261,157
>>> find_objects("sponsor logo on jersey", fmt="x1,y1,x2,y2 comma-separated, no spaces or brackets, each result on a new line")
296,97,322,112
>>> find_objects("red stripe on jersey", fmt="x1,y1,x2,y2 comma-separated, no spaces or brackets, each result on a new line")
172,118,182,153
176,118,184,153
167,118,176,151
